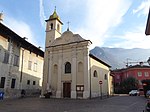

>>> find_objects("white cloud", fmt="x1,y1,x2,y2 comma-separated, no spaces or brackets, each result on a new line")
133,0,150,16
73,0,132,49
39,0,149,49
39,0,46,27
4,17,38,46
109,26,150,49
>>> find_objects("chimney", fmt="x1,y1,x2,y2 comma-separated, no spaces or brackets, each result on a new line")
139,62,144,66
0,12,4,22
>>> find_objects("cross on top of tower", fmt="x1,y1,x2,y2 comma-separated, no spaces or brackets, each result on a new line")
67,21,70,31
55,6,56,11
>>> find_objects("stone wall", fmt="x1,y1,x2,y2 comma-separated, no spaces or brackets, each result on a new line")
0,88,41,99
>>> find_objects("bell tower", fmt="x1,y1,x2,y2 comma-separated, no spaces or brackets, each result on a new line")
45,8,63,47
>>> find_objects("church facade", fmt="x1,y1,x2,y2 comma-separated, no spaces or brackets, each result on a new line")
42,9,112,99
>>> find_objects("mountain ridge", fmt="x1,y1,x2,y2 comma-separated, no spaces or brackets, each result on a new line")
90,47,150,69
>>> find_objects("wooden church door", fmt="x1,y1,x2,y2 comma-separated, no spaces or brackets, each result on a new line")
63,82,71,98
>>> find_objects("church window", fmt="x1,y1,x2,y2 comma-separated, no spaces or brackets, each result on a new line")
104,74,107,80
50,23,53,30
78,62,83,72
54,64,58,74
65,62,71,73
93,70,98,77
57,24,60,32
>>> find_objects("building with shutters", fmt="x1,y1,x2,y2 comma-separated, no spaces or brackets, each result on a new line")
0,19,44,98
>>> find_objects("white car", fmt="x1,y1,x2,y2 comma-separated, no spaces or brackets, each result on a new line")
129,90,140,96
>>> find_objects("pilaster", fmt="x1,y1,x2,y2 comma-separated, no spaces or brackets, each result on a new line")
83,47,90,99
71,47,77,98
47,51,52,90
56,50,62,98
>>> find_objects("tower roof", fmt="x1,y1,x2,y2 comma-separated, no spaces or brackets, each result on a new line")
46,8,63,24
49,9,60,20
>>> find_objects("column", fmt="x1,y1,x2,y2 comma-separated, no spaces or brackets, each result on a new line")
83,48,90,99
71,47,77,98
56,50,62,98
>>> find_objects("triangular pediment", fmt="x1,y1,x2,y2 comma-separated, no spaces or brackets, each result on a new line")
51,30,86,46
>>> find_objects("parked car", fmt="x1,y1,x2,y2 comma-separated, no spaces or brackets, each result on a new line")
129,90,140,96
138,88,144,96
146,90,150,98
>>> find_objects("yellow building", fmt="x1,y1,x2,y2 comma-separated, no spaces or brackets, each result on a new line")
42,9,112,99
0,21,44,98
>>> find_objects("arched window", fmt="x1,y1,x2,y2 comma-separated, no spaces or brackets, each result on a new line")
54,64,58,74
57,24,60,31
50,23,53,30
65,62,71,73
78,62,83,72
93,70,98,77
104,74,107,80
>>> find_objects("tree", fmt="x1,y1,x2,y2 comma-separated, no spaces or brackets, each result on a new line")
120,77,138,93
141,79,150,97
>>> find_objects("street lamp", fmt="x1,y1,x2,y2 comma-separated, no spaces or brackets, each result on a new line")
147,57,150,65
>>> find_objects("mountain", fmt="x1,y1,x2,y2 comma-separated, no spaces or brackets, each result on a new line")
90,47,150,69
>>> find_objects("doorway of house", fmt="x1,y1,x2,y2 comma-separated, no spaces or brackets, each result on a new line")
63,82,71,98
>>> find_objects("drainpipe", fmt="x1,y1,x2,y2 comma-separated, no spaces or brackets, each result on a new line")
20,48,24,89
89,56,92,99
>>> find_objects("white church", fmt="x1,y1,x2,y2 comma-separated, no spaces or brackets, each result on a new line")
42,9,113,99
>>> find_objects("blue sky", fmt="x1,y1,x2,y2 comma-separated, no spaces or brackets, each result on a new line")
0,0,150,50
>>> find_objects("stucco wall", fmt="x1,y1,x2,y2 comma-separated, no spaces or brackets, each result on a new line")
0,34,44,98
90,57,110,97
19,49,43,89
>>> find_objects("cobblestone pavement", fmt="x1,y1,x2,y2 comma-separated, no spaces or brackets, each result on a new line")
0,95,147,112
